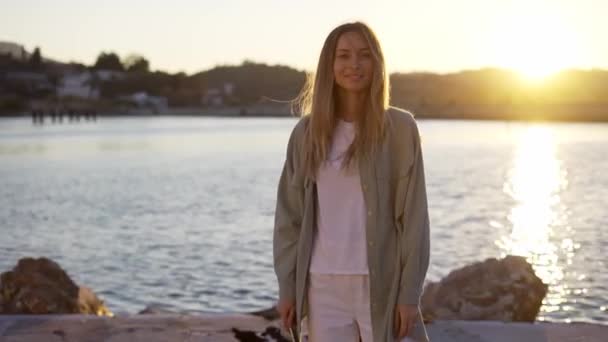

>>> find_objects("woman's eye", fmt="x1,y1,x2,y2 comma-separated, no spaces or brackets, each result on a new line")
337,54,349,59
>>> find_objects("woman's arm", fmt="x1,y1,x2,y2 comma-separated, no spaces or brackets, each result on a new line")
397,121,431,306
273,123,305,302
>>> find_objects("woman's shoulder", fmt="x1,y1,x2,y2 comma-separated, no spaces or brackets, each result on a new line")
284,115,310,153
294,114,311,132
289,115,311,141
385,106,421,142
383,107,423,173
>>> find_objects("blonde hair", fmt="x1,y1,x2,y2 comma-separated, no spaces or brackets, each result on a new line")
293,21,390,181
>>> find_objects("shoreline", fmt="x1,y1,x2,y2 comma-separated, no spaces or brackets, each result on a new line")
2,111,608,124
1,314,606,341
2,101,608,123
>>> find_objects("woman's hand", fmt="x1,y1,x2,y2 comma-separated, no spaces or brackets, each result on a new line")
394,304,418,339
277,297,296,330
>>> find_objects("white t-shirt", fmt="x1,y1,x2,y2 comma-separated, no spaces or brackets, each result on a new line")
309,118,369,274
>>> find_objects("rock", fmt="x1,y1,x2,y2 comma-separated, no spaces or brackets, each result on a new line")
232,326,290,342
420,255,548,322
138,304,176,315
231,307,290,341
248,306,279,321
0,257,113,316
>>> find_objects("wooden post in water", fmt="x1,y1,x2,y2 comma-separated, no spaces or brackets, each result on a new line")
31,107,99,125
31,109,38,124
50,108,57,123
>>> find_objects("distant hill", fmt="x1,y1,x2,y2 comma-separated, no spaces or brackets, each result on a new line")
0,42,29,60
389,68,608,121
0,41,60,64
2,40,608,121
190,61,307,105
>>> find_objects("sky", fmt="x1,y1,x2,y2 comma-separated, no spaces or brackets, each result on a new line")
1,0,607,77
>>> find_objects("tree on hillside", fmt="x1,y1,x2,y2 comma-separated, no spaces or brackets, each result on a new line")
93,52,124,71
192,62,307,105
29,47,42,69
124,54,150,73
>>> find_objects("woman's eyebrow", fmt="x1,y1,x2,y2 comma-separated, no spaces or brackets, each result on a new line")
336,47,371,52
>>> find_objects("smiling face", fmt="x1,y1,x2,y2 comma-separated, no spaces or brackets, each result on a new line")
333,30,374,93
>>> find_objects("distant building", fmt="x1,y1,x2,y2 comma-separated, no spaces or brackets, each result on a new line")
56,70,126,100
202,82,235,106
202,88,223,106
4,71,53,93
120,91,168,112
223,82,235,96
57,71,100,99
95,70,126,81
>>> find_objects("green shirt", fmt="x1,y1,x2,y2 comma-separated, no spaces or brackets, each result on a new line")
273,106,431,341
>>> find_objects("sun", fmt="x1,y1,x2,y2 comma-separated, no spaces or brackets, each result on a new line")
487,8,584,82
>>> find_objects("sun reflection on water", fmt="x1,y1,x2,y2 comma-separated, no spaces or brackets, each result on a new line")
497,125,570,316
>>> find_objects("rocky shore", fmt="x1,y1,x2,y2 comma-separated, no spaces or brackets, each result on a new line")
1,257,606,341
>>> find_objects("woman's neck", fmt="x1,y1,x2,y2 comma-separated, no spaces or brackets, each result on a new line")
335,88,367,122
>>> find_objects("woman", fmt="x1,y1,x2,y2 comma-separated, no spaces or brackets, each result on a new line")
273,21,430,342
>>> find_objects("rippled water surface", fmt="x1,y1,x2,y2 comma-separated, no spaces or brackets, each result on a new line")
0,116,606,324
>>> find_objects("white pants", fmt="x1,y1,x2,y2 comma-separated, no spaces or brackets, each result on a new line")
303,273,416,342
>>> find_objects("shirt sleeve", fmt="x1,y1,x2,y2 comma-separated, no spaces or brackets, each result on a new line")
273,123,305,302
397,121,431,306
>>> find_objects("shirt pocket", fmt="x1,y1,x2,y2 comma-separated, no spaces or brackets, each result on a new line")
375,154,413,232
